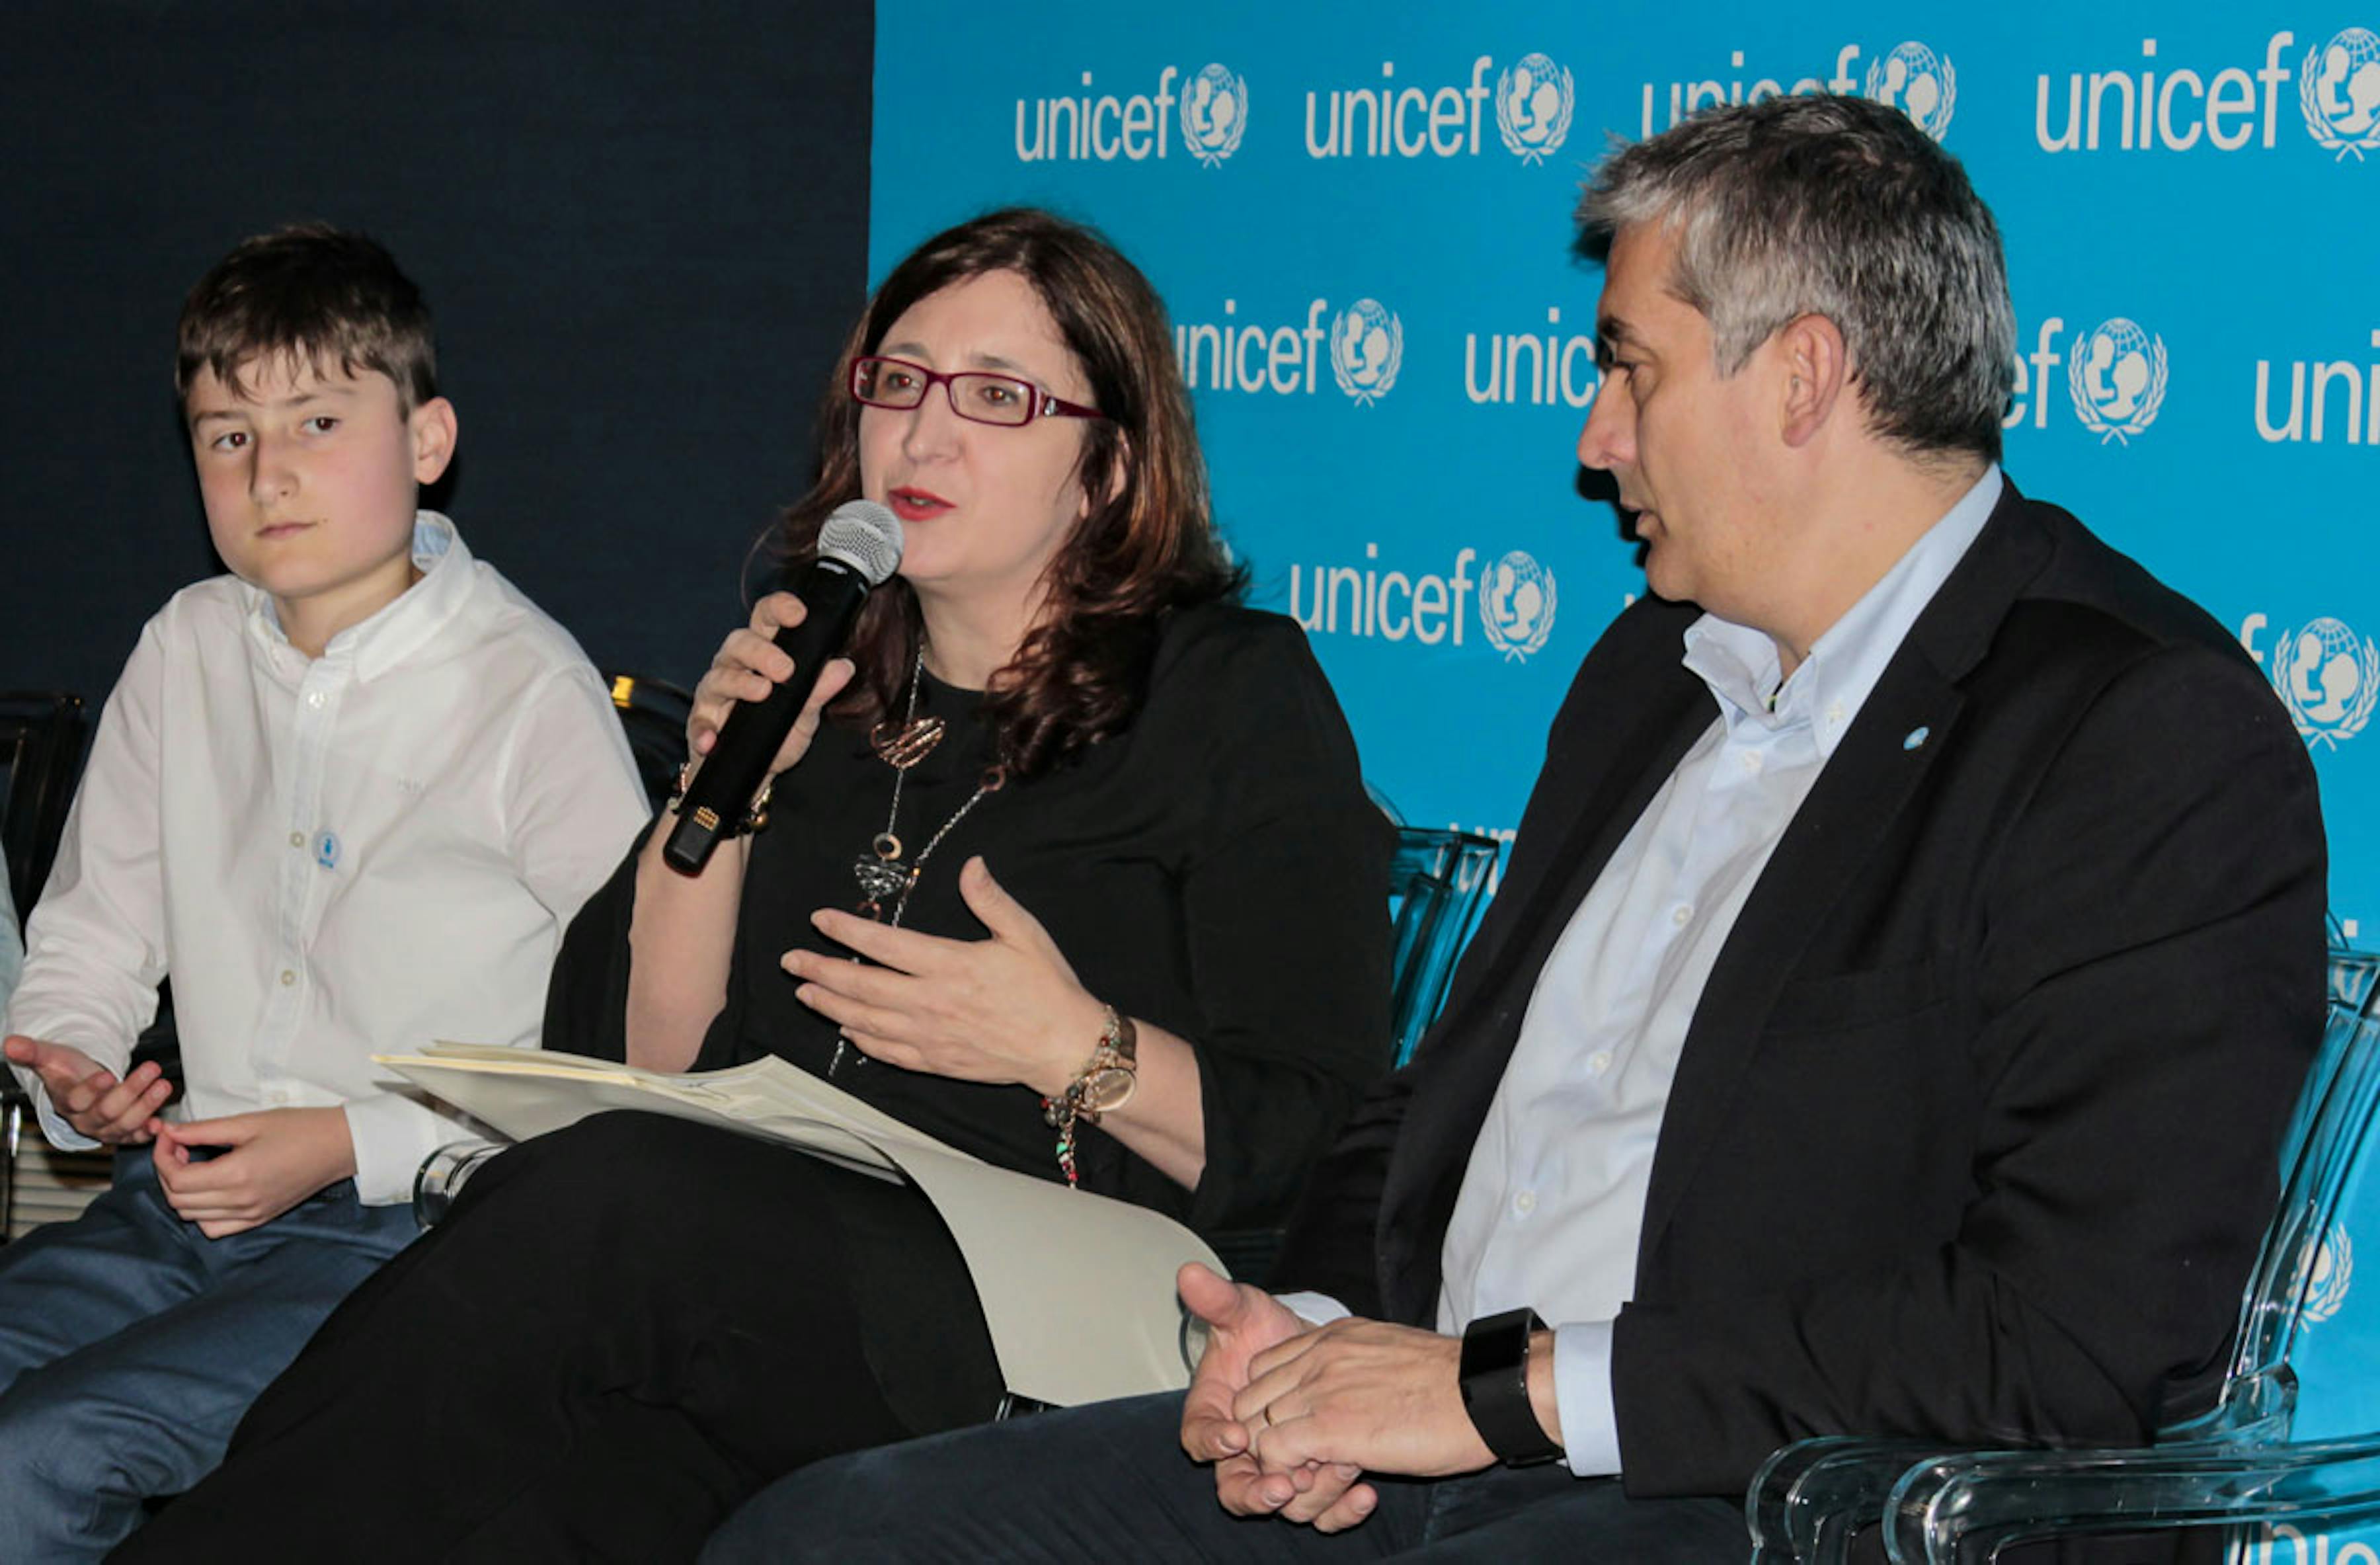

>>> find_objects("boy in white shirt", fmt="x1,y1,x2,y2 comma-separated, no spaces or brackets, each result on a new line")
0,225,649,1557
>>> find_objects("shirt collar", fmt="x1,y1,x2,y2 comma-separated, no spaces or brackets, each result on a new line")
242,512,475,681
1681,465,2001,758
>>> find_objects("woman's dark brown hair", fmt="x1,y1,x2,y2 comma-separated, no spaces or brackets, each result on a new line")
779,207,1243,779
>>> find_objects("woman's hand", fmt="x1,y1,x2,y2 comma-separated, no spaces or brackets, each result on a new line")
686,590,857,782
785,856,1109,1096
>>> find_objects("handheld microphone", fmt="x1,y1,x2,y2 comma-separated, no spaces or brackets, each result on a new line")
664,501,904,874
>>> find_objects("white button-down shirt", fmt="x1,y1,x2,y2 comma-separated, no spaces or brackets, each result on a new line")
0,877,19,1020
7,514,648,1203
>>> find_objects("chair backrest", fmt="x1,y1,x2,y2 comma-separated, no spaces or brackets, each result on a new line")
605,673,695,813
0,692,87,915
2329,929,2380,1017
2175,996,2380,1445
1385,826,1501,1068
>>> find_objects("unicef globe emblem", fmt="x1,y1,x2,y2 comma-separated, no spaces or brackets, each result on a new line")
1480,550,1558,662
1495,53,1574,163
1328,299,1403,405
2063,317,2168,444
1864,41,1957,141
2300,28,2380,160
2303,1221,2354,1326
2270,616,2380,750
1180,63,1249,168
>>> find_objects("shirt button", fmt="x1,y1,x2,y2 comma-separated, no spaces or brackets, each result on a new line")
1589,1051,1612,1074
279,969,297,986
1670,904,1692,928
289,831,305,848
305,690,327,709
1513,1189,1537,1217
1740,751,1765,776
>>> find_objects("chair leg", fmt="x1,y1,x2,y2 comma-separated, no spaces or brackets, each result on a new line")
1,1093,20,1244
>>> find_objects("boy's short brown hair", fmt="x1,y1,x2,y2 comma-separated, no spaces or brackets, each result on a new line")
176,224,437,412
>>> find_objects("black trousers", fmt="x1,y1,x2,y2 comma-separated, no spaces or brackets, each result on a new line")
116,1112,1002,1564
704,1388,1750,1563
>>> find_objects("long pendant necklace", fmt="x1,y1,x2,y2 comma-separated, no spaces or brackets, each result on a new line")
834,649,1004,1074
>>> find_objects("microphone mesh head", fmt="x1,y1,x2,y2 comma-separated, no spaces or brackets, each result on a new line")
816,501,904,587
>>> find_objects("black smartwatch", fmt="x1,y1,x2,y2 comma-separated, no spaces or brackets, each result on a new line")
1458,1307,1565,1466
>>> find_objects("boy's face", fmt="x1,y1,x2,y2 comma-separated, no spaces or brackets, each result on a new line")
186,353,457,655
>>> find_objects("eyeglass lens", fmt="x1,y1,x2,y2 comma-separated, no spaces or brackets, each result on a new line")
854,358,1037,426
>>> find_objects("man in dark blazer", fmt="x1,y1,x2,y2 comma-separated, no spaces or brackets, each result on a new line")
704,94,2324,1564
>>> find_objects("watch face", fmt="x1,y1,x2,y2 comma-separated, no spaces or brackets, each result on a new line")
1082,1065,1136,1114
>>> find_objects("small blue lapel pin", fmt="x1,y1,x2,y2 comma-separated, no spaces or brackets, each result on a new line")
1902,726,1931,752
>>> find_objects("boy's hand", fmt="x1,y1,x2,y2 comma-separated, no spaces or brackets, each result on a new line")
152,1107,358,1238
3,1034,172,1144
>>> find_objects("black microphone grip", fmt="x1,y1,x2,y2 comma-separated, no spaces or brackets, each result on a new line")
663,556,871,873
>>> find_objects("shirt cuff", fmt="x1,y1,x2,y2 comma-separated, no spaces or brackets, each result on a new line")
1271,1291,1353,1330
343,1092,470,1207
22,1077,101,1153
1555,1320,1622,1477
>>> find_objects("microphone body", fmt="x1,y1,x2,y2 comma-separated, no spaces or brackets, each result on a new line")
664,503,902,873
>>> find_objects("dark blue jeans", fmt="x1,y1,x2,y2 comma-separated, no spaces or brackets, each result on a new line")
703,1388,1749,1563
0,1148,414,1561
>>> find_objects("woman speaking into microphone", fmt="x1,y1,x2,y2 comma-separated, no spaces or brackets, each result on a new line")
124,207,1392,1560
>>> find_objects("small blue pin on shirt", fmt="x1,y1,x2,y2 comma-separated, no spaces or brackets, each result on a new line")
1903,727,1931,752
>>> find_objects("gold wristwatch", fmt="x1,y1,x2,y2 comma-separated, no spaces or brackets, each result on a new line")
1068,1006,1138,1122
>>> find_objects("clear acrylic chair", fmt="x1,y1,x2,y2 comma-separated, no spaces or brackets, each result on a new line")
1748,978,2380,1562
0,692,87,1242
2325,914,2379,1016
1384,826,1501,1068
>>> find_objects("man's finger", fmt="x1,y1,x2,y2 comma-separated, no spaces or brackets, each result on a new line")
1210,1455,1296,1517
1248,1413,1325,1476
1182,1408,1253,1463
1279,1463,1365,1525
1177,1262,1251,1329
1310,1478,1379,1534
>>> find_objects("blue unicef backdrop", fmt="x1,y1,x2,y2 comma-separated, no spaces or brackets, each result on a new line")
871,1,2379,1543
870,1,2380,926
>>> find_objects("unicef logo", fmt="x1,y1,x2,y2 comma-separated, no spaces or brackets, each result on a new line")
1865,41,1957,141
1495,53,1574,163
2063,317,2168,444
1180,63,1249,168
1480,550,1558,662
1328,300,1403,405
2301,28,2380,160
2270,616,2380,750
2303,1221,2354,1325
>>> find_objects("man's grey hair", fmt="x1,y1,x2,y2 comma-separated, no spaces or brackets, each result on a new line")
1577,94,2016,465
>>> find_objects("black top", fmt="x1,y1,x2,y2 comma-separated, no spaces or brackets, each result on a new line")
546,603,1394,1233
